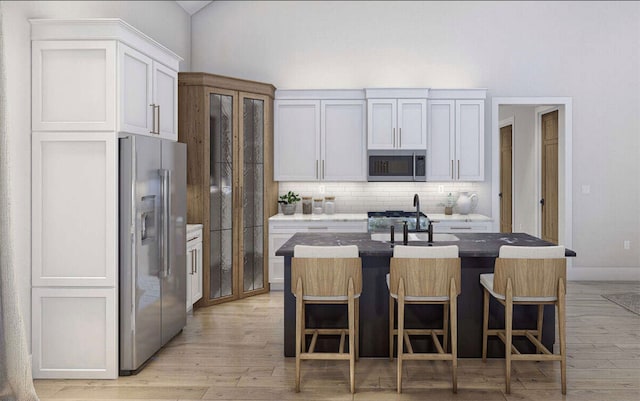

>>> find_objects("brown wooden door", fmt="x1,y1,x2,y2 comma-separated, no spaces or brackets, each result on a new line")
500,124,513,233
541,110,559,244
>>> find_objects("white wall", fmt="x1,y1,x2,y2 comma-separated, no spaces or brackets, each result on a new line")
193,1,640,279
1,0,191,350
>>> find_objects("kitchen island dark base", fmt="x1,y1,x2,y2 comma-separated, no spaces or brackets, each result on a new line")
283,255,555,358
278,232,575,358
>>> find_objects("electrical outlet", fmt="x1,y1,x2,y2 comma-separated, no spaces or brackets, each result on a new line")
624,240,631,250
581,185,591,194
438,185,444,193
318,185,325,194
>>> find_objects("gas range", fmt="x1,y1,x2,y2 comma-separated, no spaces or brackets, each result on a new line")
367,210,429,232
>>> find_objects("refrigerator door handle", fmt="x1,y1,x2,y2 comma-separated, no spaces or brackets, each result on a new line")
160,168,170,278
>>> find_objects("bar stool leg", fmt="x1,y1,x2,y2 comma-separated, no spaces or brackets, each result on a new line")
295,279,303,392
482,288,489,361
536,304,544,354
443,303,449,352
559,278,567,394
505,280,513,394
450,278,458,393
396,280,405,394
389,294,395,361
348,281,356,394
355,298,360,361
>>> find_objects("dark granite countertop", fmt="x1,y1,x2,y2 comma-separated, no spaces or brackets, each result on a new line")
275,232,576,258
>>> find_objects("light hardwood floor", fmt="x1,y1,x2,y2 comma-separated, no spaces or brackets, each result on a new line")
35,281,640,400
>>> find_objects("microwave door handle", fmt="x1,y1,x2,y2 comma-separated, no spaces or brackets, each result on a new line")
412,153,416,181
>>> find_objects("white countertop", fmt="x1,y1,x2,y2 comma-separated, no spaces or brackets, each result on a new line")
268,213,491,222
427,213,493,222
269,213,368,222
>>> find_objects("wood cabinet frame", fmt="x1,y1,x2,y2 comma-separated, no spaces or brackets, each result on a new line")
179,73,277,307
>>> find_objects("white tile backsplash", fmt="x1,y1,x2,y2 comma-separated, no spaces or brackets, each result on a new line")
278,182,491,215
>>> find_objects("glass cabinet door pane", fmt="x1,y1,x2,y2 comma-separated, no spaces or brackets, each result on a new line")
210,93,234,299
242,98,265,292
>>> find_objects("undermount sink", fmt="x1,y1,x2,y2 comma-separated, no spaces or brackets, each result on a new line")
370,233,459,242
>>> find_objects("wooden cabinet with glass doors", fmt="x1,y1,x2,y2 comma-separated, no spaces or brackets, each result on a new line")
178,73,278,306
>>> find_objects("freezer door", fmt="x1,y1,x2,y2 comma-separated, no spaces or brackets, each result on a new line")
160,141,187,345
119,135,163,372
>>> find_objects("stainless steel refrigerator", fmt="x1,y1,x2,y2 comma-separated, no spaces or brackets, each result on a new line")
118,135,187,375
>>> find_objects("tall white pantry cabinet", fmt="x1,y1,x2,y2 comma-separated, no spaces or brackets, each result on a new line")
30,19,181,379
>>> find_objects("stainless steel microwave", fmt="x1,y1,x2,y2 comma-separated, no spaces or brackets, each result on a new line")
367,150,426,182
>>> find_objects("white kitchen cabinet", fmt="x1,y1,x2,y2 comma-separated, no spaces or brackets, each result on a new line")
31,19,180,140
432,221,492,233
365,89,428,150
186,225,203,311
321,100,366,181
274,100,320,181
367,99,427,150
30,19,183,380
274,91,366,181
32,287,117,379
268,216,368,289
427,91,486,181
32,40,117,132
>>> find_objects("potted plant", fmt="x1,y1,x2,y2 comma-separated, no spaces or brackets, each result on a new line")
278,191,301,215
439,192,457,215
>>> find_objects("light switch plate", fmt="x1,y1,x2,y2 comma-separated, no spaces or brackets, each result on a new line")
581,185,590,194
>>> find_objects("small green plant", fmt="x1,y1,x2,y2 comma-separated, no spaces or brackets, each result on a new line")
278,191,301,205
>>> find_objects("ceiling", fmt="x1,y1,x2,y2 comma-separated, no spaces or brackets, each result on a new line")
176,1,213,15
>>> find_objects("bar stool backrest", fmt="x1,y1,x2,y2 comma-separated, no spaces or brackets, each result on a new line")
494,246,566,298
390,245,460,298
292,245,362,298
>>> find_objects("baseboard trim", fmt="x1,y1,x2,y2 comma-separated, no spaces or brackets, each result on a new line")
269,283,284,291
568,266,640,281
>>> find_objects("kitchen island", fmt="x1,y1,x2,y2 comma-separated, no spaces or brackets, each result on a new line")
276,232,576,358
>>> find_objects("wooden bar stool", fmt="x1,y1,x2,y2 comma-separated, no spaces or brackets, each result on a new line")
387,245,461,393
291,245,361,393
480,245,567,394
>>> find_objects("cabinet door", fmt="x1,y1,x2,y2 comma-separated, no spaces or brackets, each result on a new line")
32,40,116,131
397,99,427,149
191,241,203,305
32,133,117,287
274,100,320,181
321,100,367,181
153,62,178,141
367,99,396,149
427,100,455,181
186,243,194,311
32,287,117,379
268,232,295,288
119,43,153,136
456,100,485,181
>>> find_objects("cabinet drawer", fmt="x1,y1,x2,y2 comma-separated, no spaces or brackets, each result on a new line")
432,222,492,233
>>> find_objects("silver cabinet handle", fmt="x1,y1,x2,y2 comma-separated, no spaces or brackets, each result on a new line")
308,226,329,230
155,105,160,134
149,104,156,134
451,160,454,179
393,128,396,148
450,226,472,230
457,160,460,179
194,249,197,274
316,160,319,179
321,160,325,180
412,152,416,181
399,127,402,148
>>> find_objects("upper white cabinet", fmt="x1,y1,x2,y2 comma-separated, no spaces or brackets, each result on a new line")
365,89,428,150
274,90,366,181
32,40,117,132
31,19,181,141
427,90,486,181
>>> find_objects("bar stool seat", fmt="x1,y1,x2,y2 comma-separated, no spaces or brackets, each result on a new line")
292,245,361,393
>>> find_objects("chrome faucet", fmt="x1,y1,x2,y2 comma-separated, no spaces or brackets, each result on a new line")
413,193,434,243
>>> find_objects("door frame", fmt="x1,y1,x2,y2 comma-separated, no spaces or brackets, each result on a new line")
498,116,514,233
491,97,573,257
